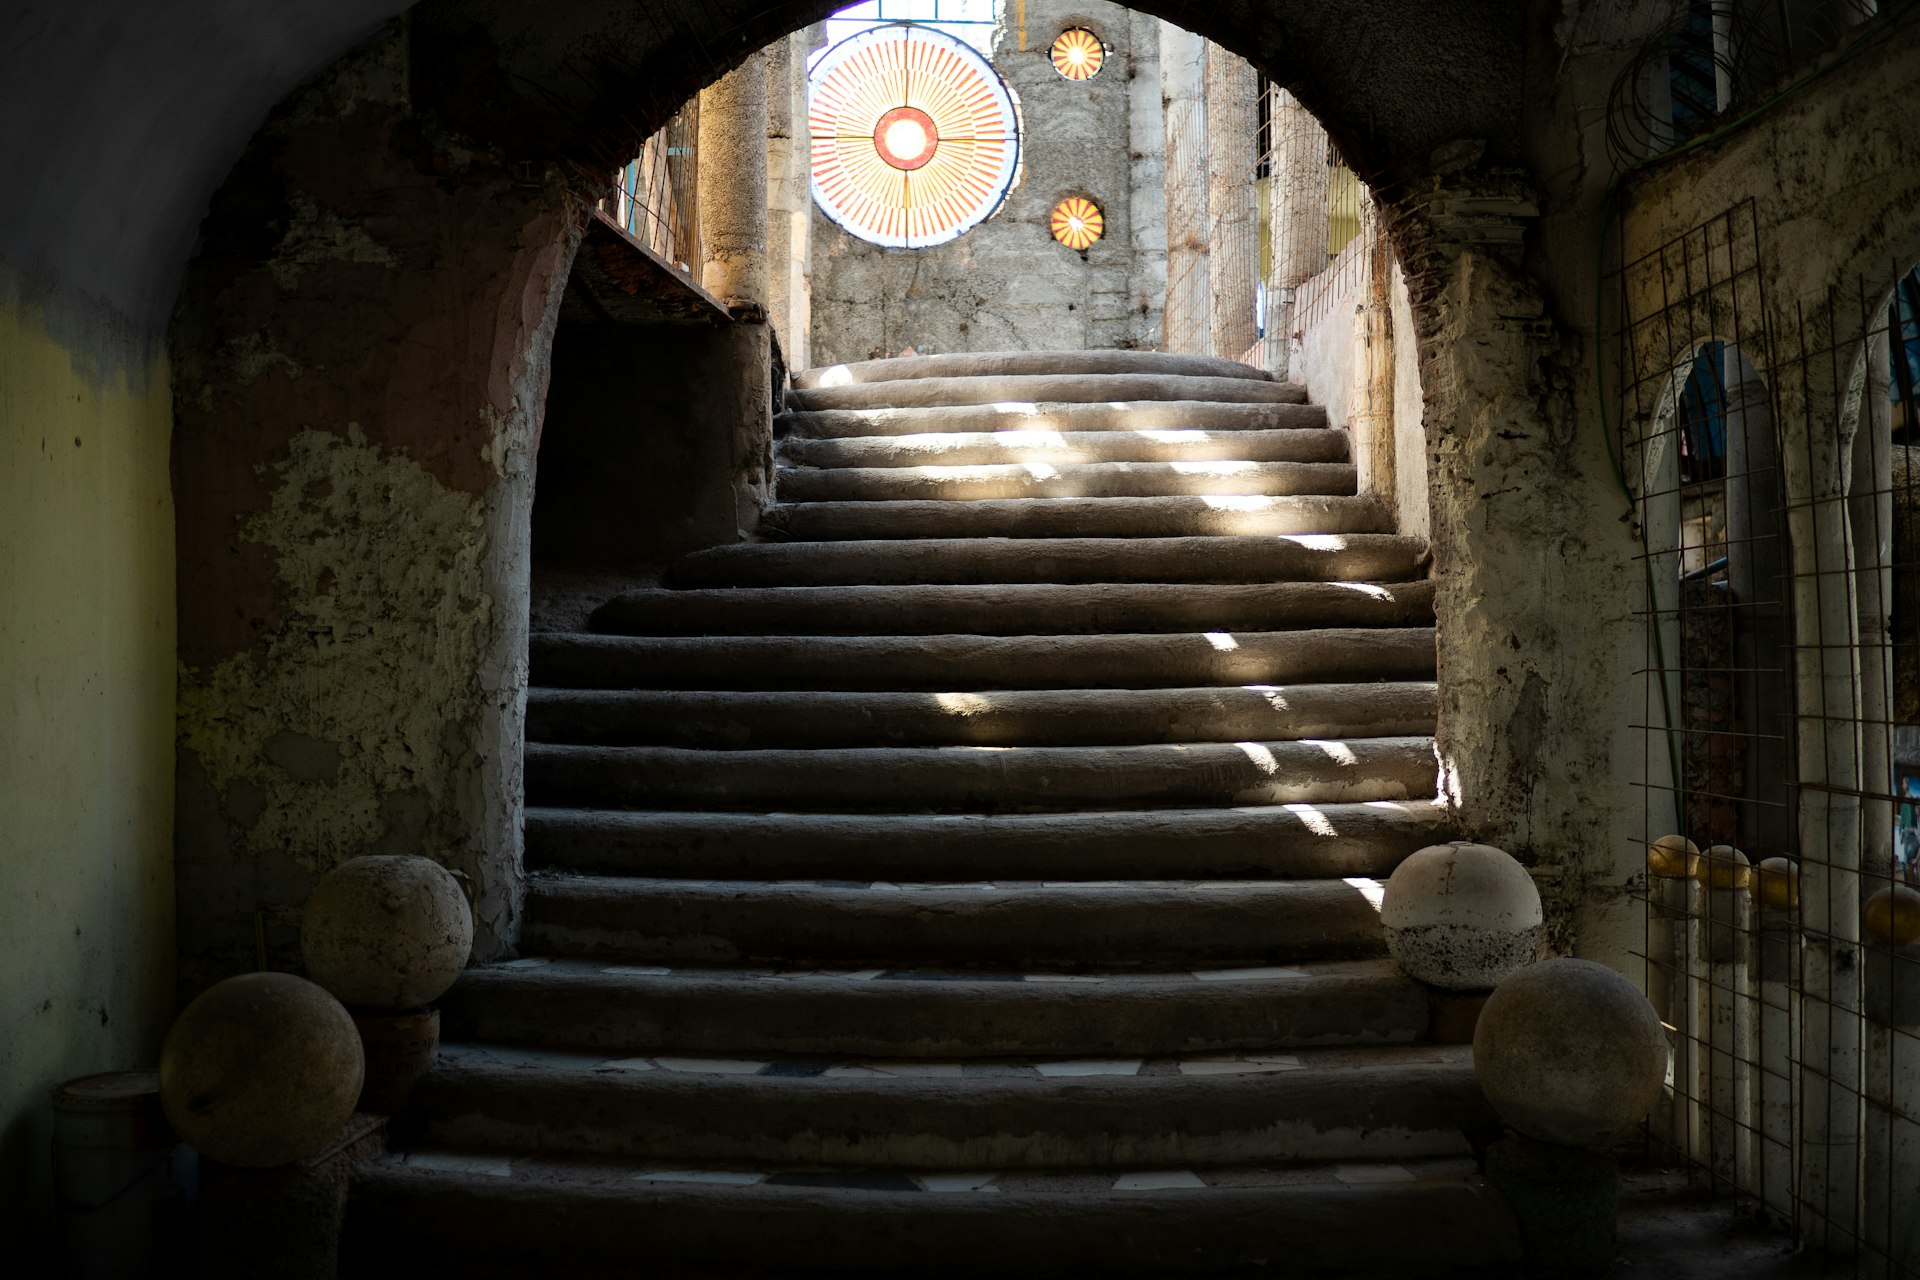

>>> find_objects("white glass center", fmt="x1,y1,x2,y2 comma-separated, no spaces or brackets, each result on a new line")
885,118,929,158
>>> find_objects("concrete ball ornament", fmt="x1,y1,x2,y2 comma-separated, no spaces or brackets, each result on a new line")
1473,958,1669,1148
1694,844,1751,890
1647,834,1699,880
159,973,365,1167
1381,842,1543,990
302,855,474,1010
1751,857,1800,911
1864,885,1920,947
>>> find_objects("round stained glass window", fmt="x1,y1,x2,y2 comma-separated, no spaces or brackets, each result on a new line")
1051,196,1103,251
809,24,1022,249
1050,28,1105,81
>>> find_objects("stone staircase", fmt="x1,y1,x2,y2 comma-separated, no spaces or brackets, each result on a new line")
347,350,1520,1277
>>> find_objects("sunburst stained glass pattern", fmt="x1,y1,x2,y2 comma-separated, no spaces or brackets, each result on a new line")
809,24,1022,249
1050,196,1104,250
1050,28,1105,81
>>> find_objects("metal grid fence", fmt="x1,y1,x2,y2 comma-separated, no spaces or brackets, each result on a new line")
1620,196,1920,1274
607,101,702,272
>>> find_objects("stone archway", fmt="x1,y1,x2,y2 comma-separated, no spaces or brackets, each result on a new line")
168,0,1548,986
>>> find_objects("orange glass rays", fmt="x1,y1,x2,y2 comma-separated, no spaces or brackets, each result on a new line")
1050,28,1105,81
1050,196,1104,251
809,24,1022,249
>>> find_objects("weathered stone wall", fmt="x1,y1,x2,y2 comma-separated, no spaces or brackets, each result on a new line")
0,0,1523,1253
170,23,579,990
806,0,1162,364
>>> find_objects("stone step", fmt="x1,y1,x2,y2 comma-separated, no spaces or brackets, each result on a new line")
778,427,1348,469
524,736,1437,813
588,580,1435,637
776,460,1357,503
791,349,1276,388
526,683,1436,749
436,957,1436,1057
665,534,1429,588
411,1042,1480,1168
778,399,1329,439
787,373,1309,413
347,1151,1521,1279
523,876,1390,968
765,495,1390,540
531,628,1438,691
525,801,1451,882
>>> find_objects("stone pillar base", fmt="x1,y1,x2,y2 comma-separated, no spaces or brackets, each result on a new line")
195,1114,386,1280
1483,1135,1621,1278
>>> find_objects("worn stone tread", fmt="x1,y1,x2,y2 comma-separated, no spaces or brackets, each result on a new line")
776,460,1358,503
777,399,1330,439
525,682,1436,749
787,373,1309,412
522,875,1391,966
436,956,1437,1057
778,427,1349,469
588,581,1436,638
665,534,1428,588
523,801,1453,881
524,735,1438,812
347,1152,1521,1278
412,1042,1481,1166
531,628,1439,691
765,494,1390,540
790,349,1276,388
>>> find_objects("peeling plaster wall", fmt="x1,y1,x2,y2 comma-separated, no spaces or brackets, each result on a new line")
807,0,1162,364
170,22,579,990
0,296,175,1262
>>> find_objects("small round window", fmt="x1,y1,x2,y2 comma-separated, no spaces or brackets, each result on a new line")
1050,28,1105,81
1051,196,1103,251
808,24,1023,249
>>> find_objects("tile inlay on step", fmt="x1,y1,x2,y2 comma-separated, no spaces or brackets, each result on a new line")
1034,1059,1145,1078
1113,1171,1209,1191
405,1152,513,1178
633,1171,767,1186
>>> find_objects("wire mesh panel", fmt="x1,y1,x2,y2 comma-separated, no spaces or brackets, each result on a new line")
1619,194,1920,1275
608,101,702,271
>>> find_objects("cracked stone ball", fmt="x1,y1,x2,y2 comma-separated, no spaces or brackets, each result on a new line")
1380,841,1542,991
159,972,364,1167
1473,957,1669,1148
302,855,473,1010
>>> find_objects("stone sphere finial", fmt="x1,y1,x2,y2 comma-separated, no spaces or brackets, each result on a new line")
1472,958,1669,1148
159,972,364,1167
1694,845,1751,890
1380,841,1542,991
1865,885,1920,947
1751,857,1799,910
1647,835,1699,880
302,855,473,1011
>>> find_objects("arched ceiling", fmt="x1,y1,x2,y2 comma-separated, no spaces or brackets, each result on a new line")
0,0,1524,362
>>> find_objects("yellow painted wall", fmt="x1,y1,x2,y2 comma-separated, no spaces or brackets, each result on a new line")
0,298,176,1257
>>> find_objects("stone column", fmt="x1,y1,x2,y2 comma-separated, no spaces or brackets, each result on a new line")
1266,89,1329,376
785,32,815,374
1126,10,1168,352
1204,43,1258,362
697,50,774,532
698,52,770,310
1159,23,1209,355
766,40,795,349
765,34,814,373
